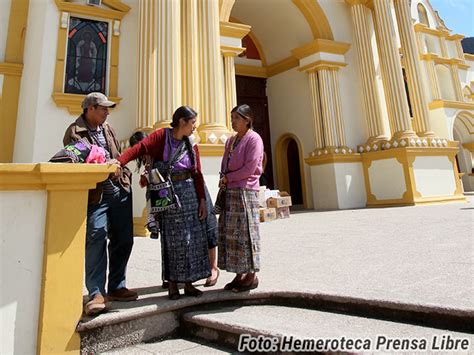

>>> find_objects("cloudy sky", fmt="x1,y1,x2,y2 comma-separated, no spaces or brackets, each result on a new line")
430,0,473,37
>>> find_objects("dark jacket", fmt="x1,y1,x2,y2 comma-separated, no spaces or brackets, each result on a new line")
63,115,132,204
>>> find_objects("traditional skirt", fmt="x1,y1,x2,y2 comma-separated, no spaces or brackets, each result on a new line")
158,178,211,283
218,188,261,273
204,185,218,249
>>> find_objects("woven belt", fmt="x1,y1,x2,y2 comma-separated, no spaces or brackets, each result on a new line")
171,171,193,182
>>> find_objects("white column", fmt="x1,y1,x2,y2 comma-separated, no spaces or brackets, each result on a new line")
181,0,199,112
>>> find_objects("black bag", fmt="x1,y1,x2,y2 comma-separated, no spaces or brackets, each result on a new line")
213,185,226,215
149,131,188,213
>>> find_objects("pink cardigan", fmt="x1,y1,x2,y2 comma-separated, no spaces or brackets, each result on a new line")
222,130,264,190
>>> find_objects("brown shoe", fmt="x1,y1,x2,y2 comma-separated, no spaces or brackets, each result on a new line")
84,294,106,316
108,288,138,301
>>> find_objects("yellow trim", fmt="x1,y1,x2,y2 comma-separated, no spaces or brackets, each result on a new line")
447,34,465,41
54,0,129,20
219,0,235,21
234,64,268,78
267,56,300,77
414,23,449,37
52,93,122,115
305,153,362,166
198,143,225,157
0,164,115,355
0,62,23,76
292,39,351,59
275,134,309,209
221,45,245,56
291,0,333,40
362,147,465,207
219,21,251,39
462,142,474,152
52,1,129,112
456,111,474,134
299,60,347,72
464,54,474,62
428,100,474,110
0,0,29,163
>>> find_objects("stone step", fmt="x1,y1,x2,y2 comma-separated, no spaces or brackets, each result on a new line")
181,305,474,353
77,289,474,353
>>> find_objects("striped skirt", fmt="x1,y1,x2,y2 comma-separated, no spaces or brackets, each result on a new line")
218,188,261,273
158,178,211,283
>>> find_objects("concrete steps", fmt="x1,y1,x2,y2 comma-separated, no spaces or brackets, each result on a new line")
77,289,474,353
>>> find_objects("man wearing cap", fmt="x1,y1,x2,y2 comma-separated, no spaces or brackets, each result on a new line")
64,92,137,316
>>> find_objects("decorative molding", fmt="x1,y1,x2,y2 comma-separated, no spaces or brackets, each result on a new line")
53,0,128,20
291,0,333,40
299,60,347,73
428,100,474,110
219,21,251,39
198,144,225,157
292,39,351,59
220,45,245,56
267,56,299,77
305,152,361,166
234,64,268,78
60,12,69,28
464,54,474,62
0,62,23,76
113,20,121,36
52,93,122,115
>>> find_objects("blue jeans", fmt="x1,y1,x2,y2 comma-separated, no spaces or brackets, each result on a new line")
85,189,133,296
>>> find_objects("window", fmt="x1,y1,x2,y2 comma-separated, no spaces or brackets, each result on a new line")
65,17,109,95
417,4,430,27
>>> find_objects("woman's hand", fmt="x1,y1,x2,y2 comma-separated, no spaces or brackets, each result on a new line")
219,175,228,188
108,159,122,177
139,172,148,188
198,198,207,221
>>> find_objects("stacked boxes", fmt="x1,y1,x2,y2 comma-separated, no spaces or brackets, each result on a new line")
259,190,292,222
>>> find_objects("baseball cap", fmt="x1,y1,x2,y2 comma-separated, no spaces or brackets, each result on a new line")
81,92,116,109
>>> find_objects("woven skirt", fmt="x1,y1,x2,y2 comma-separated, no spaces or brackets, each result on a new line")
218,188,261,273
158,178,211,283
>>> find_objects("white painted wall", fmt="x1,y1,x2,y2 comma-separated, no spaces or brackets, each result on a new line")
334,162,366,209
0,191,47,355
310,163,337,210
0,0,11,62
368,158,406,200
413,156,457,197
267,68,314,209
13,0,139,163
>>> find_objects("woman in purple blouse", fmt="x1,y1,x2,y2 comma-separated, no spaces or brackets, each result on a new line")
218,104,264,292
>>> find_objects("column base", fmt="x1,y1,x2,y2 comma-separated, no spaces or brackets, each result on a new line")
197,124,233,145
362,146,465,207
357,137,389,153
305,152,366,210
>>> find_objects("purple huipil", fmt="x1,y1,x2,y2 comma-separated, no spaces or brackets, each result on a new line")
163,129,193,171
221,130,264,190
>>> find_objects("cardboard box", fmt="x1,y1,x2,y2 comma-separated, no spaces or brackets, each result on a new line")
259,207,277,222
266,191,292,208
276,206,290,219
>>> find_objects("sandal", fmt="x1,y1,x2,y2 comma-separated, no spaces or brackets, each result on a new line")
204,269,220,287
232,276,259,293
224,274,244,291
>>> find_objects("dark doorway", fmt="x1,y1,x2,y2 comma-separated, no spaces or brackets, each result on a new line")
287,139,303,205
236,75,274,188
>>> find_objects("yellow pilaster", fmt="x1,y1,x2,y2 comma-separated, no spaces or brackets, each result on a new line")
372,0,416,143
137,0,157,129
155,0,182,129
181,0,200,116
0,164,116,355
346,0,387,147
222,52,238,131
0,0,29,163
449,64,464,101
308,72,324,149
196,0,231,144
426,59,441,100
393,0,434,137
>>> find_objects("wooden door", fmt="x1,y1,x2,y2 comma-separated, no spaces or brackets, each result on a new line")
236,75,274,188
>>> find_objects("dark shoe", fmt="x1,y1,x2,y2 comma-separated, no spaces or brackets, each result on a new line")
204,269,219,287
232,276,259,293
162,281,169,289
168,289,180,300
108,288,138,301
84,294,106,316
184,287,203,297
224,275,244,291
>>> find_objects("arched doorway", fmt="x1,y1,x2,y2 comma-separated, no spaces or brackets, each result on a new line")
453,112,474,192
275,134,307,208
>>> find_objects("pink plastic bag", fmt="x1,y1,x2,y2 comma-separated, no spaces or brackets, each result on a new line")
85,145,106,164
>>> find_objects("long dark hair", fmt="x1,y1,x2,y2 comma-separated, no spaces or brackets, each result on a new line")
170,106,198,128
129,131,148,170
231,104,253,129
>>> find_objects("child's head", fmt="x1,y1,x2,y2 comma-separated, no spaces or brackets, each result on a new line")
129,131,148,170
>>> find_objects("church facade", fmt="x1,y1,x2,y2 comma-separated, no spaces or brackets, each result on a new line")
1,0,473,232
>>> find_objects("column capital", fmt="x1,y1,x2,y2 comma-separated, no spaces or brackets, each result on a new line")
345,0,370,6
221,45,245,57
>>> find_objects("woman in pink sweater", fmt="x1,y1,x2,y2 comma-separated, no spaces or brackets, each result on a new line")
218,104,264,292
